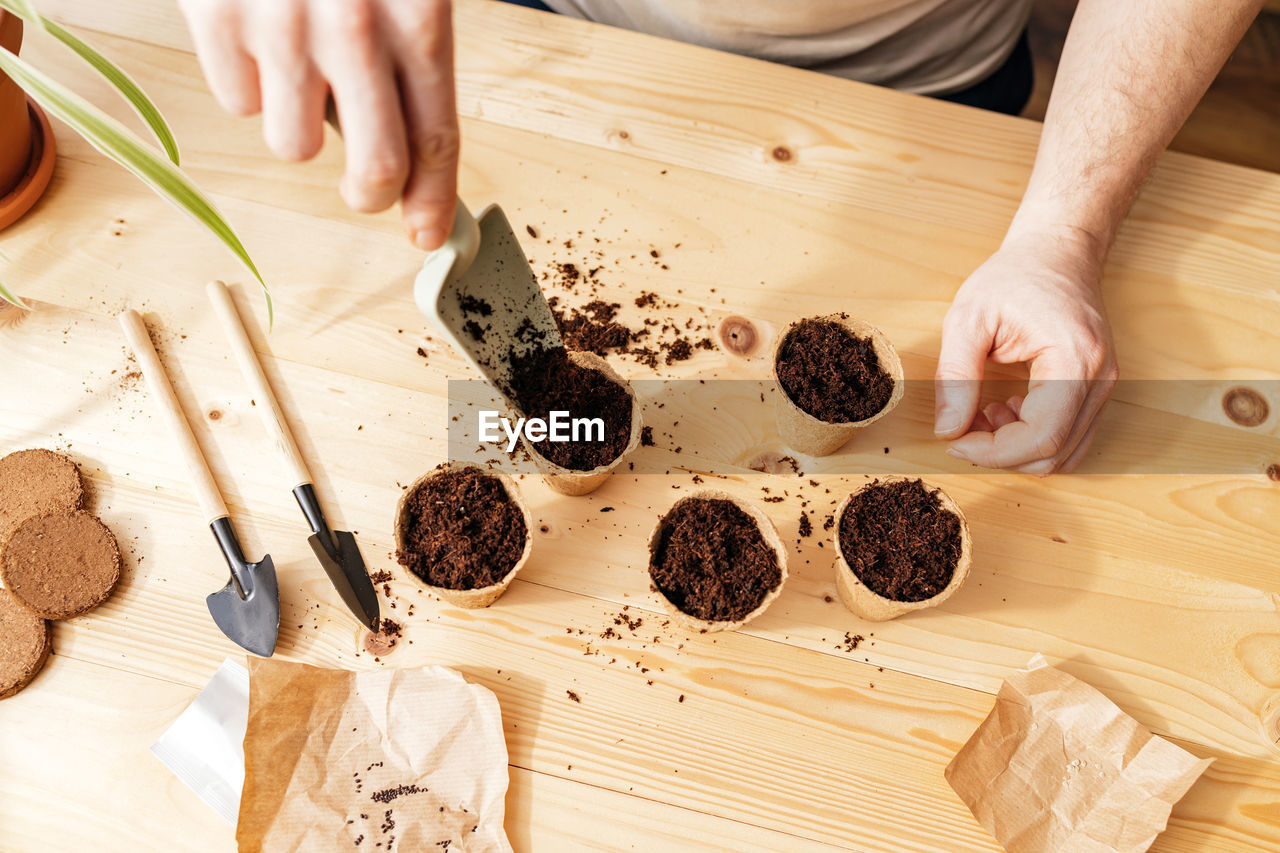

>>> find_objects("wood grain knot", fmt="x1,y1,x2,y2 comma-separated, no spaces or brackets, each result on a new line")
0,300,30,329
1222,386,1269,427
363,625,401,657
770,145,793,162
206,409,222,421
616,129,630,141
1267,463,1280,482
718,316,758,357
745,451,802,476
1262,694,1280,752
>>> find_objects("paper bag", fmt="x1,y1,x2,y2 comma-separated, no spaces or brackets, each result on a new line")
236,658,513,853
946,654,1211,853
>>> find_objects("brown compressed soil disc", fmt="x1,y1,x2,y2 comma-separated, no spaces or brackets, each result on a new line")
0,448,84,540
509,345,634,471
0,588,51,699
0,510,121,619
776,317,894,423
649,496,783,623
395,466,529,591
837,478,961,602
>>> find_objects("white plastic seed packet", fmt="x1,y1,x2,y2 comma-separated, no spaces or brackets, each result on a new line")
150,657,249,825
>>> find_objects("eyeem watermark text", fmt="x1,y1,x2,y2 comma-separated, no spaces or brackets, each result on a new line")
478,410,604,452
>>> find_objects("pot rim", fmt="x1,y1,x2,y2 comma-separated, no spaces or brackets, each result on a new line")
772,313,905,428
647,488,789,632
833,475,972,610
393,462,534,599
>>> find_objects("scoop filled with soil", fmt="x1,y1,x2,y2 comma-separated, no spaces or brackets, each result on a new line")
772,314,903,456
511,347,642,496
834,476,971,621
394,464,532,608
647,490,788,633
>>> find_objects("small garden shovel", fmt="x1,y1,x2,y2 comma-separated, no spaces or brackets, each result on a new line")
120,309,279,657
206,281,380,632
412,198,563,400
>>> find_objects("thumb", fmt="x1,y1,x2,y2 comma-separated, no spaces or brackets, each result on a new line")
934,312,990,438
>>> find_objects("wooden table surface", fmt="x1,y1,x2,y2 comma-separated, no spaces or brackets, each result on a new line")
2,1,1278,850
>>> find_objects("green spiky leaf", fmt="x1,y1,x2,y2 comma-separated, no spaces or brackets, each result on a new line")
0,0,44,32
0,2,179,164
0,45,271,324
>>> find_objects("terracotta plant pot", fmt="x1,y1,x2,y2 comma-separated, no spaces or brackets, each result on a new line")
833,476,972,621
773,314,904,457
647,489,789,633
0,12,57,231
522,350,643,496
393,464,533,608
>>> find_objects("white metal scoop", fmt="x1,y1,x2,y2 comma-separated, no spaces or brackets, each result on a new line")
413,198,563,399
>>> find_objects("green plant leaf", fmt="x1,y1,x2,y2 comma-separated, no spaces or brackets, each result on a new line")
0,46,272,325
0,248,23,308
46,20,180,165
0,278,29,310
0,0,45,33
0,2,179,165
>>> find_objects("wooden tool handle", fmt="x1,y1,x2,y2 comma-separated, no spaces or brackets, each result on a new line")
119,309,229,525
206,280,313,489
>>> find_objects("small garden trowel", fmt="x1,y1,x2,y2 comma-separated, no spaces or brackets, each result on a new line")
413,198,563,399
207,281,380,632
120,309,280,657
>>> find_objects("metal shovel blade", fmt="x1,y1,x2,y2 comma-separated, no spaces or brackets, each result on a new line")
307,528,379,631
207,518,280,657
294,484,379,630
413,199,563,401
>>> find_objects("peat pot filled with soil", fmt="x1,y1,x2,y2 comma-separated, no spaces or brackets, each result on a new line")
772,314,904,456
647,490,788,633
394,464,532,608
834,476,972,621
511,347,642,496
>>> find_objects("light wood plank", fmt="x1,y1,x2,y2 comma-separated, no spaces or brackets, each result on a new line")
0,3,1276,851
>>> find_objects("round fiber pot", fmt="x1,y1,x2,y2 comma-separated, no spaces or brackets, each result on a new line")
833,476,972,621
522,350,642,496
393,464,533,608
773,314,904,457
647,489,788,633
0,13,57,231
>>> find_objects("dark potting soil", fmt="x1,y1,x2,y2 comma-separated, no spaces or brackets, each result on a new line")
838,478,961,602
396,467,527,590
508,346,633,471
649,498,781,622
775,317,893,423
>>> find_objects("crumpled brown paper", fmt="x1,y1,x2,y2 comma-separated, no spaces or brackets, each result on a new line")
946,654,1212,853
236,659,513,853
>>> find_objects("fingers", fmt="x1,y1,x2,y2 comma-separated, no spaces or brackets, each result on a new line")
949,360,1116,475
949,367,1090,469
391,2,461,250
982,400,1020,430
1057,417,1102,473
315,2,411,213
180,0,261,116
255,5,327,161
934,307,992,439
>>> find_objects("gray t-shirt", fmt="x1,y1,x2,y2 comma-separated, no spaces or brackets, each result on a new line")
543,0,1032,94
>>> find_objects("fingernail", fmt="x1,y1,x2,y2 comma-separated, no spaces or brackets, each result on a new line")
935,407,961,435
414,228,447,251
946,448,969,461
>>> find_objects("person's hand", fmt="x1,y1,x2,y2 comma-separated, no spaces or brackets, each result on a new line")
933,224,1118,475
178,0,459,250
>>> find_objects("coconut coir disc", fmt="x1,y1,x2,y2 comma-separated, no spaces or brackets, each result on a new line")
0,449,84,540
0,587,52,699
1,510,121,619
